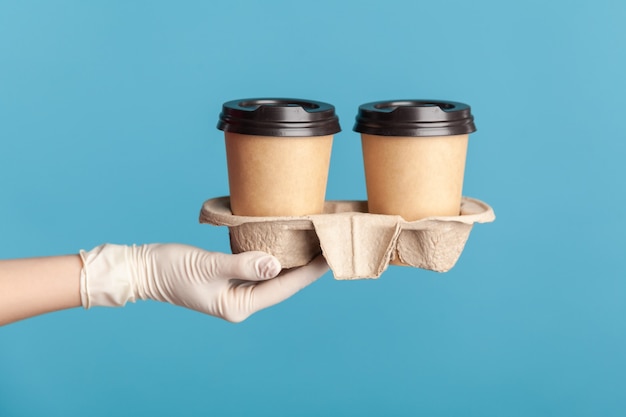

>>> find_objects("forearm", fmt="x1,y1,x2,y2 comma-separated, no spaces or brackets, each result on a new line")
0,254,82,326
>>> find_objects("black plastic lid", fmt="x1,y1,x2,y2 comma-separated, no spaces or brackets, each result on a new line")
217,98,341,137
353,99,476,137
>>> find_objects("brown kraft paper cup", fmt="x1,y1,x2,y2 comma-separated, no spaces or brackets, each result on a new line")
218,98,341,217
354,100,477,222
225,132,333,216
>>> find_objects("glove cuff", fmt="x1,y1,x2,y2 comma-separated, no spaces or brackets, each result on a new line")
79,244,137,308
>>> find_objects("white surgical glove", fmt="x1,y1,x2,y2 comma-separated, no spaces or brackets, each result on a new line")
79,243,327,322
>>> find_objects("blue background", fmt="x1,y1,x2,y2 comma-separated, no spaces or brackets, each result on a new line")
1,1,625,416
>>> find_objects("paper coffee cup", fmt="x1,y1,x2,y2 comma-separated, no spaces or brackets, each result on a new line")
218,98,341,217
354,100,477,221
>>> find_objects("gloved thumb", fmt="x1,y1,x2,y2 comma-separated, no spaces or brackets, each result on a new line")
211,251,282,282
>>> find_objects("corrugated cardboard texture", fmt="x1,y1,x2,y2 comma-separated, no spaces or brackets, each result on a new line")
199,197,495,279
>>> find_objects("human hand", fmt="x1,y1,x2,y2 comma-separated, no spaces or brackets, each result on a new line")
79,244,328,322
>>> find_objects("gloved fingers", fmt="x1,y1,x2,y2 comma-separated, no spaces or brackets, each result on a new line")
250,255,329,313
209,251,282,282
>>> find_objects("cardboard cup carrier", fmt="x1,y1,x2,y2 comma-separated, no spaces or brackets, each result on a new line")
200,196,494,279
218,98,340,216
